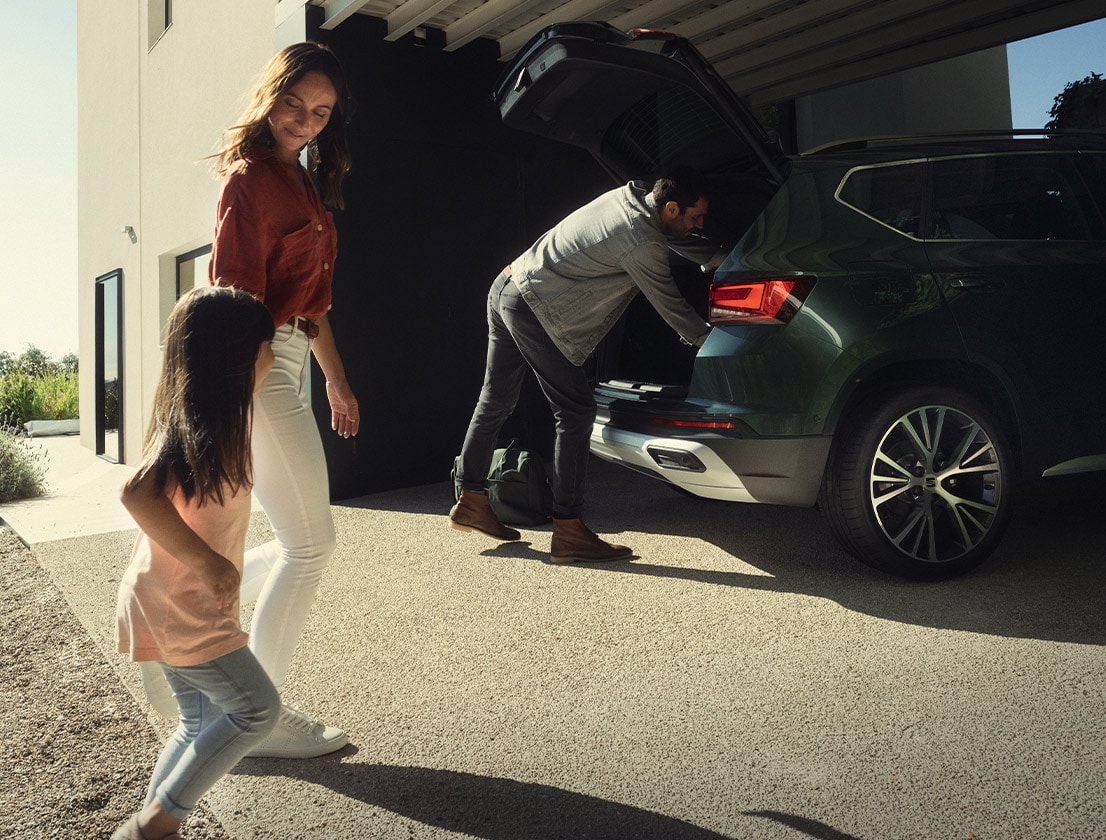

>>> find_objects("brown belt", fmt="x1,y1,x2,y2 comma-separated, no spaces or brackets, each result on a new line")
286,316,320,339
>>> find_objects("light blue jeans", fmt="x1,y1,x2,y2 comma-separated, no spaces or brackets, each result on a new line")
146,646,280,818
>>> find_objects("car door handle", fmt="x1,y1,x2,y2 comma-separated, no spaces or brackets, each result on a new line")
949,276,1003,289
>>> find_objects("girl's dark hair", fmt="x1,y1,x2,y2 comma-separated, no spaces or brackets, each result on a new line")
212,41,353,209
130,286,275,506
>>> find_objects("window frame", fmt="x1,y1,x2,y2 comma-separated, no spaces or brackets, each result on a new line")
175,244,212,299
836,150,1105,243
94,269,124,464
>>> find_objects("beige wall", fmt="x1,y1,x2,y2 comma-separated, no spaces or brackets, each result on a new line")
78,0,290,463
796,47,1013,152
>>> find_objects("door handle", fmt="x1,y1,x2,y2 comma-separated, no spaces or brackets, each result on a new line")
949,276,1003,289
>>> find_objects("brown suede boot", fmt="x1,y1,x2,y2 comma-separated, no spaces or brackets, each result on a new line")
550,517,633,563
449,490,521,542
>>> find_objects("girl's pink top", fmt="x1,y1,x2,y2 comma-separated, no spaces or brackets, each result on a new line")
116,483,251,667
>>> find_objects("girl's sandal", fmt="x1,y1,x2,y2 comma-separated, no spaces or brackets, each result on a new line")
109,814,147,840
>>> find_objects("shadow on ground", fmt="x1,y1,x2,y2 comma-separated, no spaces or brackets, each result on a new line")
235,757,862,840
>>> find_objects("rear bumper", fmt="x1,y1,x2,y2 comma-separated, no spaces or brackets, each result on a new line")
589,419,830,506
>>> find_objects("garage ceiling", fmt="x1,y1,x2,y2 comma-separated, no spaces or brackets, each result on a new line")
309,0,1103,105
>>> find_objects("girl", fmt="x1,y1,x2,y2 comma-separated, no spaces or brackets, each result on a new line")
205,40,356,758
113,287,279,840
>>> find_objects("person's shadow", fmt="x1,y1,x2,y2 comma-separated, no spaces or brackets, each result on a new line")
235,757,862,840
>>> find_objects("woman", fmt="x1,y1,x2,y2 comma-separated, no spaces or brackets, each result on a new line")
207,41,358,758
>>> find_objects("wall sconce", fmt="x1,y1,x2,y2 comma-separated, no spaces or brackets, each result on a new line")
121,225,137,244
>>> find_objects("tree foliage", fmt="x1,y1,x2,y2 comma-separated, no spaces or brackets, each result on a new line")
1045,72,1106,130
0,346,77,377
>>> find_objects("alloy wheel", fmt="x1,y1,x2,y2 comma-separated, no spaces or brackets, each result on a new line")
868,404,1003,564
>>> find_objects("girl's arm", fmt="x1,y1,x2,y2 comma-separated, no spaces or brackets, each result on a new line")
311,313,361,439
120,471,241,610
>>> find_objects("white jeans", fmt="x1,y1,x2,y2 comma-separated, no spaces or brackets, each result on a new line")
240,324,336,688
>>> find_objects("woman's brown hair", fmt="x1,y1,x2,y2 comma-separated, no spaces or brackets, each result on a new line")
128,286,275,506
212,42,352,209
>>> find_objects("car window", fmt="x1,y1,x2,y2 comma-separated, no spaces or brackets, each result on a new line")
836,162,927,238
1074,152,1106,233
930,154,1096,241
602,87,738,176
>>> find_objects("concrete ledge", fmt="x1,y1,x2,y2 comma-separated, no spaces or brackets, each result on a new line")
24,418,80,437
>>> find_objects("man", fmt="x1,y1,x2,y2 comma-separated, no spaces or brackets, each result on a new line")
450,169,714,562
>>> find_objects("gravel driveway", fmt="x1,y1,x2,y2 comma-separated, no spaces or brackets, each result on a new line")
0,528,228,840
5,460,1106,840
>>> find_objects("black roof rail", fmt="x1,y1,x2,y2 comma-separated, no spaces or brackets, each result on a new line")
803,128,1106,155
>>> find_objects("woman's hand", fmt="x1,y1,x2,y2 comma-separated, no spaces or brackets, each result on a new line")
326,379,360,438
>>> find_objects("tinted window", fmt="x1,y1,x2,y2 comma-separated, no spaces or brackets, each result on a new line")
603,88,736,176
837,162,926,238
931,154,1095,241
1074,152,1106,232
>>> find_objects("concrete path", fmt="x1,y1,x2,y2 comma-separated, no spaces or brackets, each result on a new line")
3,436,1105,839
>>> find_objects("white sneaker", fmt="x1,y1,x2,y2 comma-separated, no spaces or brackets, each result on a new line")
139,661,179,719
249,704,348,759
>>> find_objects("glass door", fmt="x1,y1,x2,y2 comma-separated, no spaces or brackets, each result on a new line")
95,270,123,463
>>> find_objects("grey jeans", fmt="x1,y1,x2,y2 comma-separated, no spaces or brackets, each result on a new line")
458,271,596,517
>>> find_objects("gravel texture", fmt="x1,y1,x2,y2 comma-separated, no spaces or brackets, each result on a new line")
0,527,231,840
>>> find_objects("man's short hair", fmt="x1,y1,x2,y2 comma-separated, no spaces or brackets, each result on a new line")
652,167,705,210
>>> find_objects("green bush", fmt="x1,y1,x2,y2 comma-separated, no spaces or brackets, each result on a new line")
0,346,80,427
0,419,49,503
0,369,79,428
33,370,80,422
0,373,37,427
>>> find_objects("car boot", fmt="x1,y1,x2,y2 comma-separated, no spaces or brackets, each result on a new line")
449,490,521,542
550,516,633,563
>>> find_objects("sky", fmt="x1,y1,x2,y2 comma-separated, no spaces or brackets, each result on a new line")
0,6,1103,360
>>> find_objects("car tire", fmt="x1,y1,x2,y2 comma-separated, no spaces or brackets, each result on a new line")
819,385,1013,580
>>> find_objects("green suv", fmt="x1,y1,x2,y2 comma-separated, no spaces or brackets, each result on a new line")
495,22,1106,579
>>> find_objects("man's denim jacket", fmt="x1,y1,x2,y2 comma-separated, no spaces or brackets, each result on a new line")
509,181,713,366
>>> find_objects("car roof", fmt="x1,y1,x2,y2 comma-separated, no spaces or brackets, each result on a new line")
802,129,1106,161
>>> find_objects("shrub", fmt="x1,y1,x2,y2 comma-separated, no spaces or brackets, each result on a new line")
0,345,80,427
0,369,79,428
32,370,80,422
0,373,38,428
0,417,49,503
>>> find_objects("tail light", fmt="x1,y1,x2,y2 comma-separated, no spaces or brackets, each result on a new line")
652,418,736,429
709,276,816,325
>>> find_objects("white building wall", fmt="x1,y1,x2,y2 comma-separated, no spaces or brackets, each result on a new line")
77,2,141,457
78,0,286,463
796,47,1013,151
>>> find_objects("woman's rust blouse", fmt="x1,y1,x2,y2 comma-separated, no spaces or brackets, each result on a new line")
209,146,338,326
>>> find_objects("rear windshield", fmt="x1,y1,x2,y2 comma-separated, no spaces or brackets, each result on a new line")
602,87,765,178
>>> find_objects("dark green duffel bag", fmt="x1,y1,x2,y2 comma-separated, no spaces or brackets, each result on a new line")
453,440,553,526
